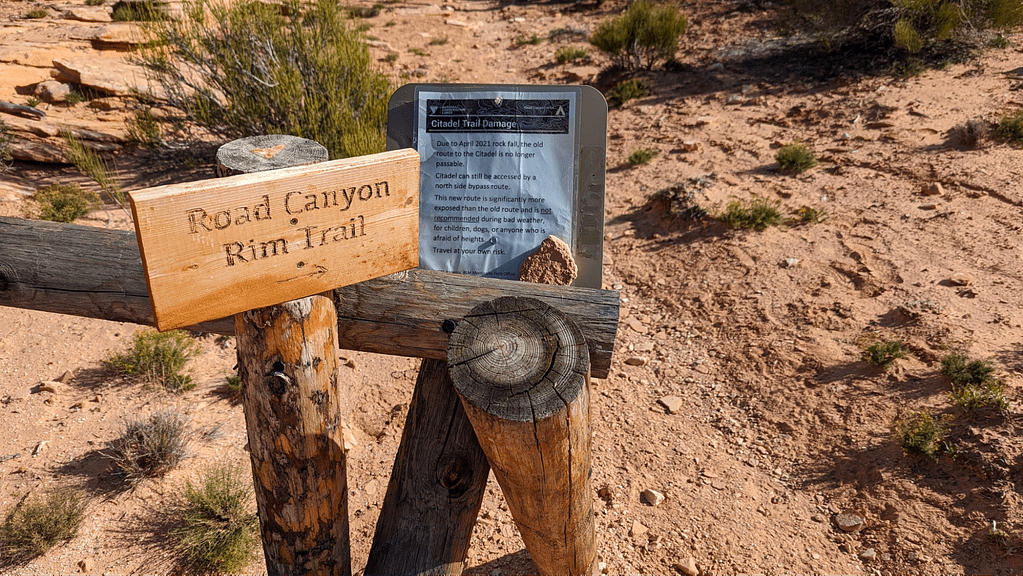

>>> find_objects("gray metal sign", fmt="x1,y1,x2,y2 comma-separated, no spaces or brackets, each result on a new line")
388,84,607,289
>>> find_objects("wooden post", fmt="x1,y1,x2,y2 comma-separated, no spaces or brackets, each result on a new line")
221,135,352,576
447,296,597,576
363,358,490,576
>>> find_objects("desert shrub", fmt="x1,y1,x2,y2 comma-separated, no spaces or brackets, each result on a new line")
589,0,688,70
775,142,818,173
106,410,192,485
408,47,429,56
650,176,713,221
948,117,993,147
171,464,259,574
61,131,126,210
25,183,101,223
26,96,41,108
627,148,658,165
108,329,201,391
135,0,391,159
383,51,399,63
429,36,449,46
555,46,589,64
793,205,828,224
65,91,85,106
126,108,162,147
348,3,384,18
941,352,1008,412
112,0,169,22
607,78,649,106
225,373,243,395
0,489,86,565
0,120,11,171
779,0,1023,57
891,410,952,457
86,0,106,5
862,339,910,370
25,9,48,19
996,110,1023,144
718,196,783,230
989,32,1012,47
515,33,543,46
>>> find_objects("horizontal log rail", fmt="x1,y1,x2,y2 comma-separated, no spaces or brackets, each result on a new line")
0,217,619,378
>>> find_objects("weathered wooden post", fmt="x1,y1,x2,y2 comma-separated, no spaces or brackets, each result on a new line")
448,296,597,576
128,135,420,576
218,136,350,575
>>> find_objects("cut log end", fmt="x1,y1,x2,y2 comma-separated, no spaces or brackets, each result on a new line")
447,296,589,422
216,134,328,177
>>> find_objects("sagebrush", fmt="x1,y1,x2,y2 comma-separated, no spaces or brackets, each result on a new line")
718,196,783,230
24,183,101,223
775,142,818,173
135,0,390,159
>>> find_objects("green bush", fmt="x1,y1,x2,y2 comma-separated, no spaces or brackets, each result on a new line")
135,0,391,159
515,33,543,46
607,78,649,106
86,0,105,5
793,205,828,224
0,119,11,171
627,148,658,165
941,352,1008,412
106,410,192,486
0,490,86,565
862,339,910,370
590,0,688,70
171,464,259,574
108,329,201,391
718,196,783,230
25,9,48,19
775,142,818,173
779,0,1023,56
112,0,169,22
891,410,952,457
555,46,589,64
429,36,449,46
997,110,1023,144
25,183,101,223
61,131,126,211
64,91,85,106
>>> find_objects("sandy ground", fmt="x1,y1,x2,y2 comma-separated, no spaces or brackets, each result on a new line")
2,1,1023,575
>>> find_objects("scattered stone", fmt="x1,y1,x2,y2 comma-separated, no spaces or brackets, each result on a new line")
92,394,102,403
629,520,648,538
71,401,86,410
597,484,614,503
706,62,724,72
518,236,578,285
57,370,75,384
640,488,665,506
9,387,32,402
674,556,699,576
34,81,72,104
89,23,146,49
634,341,654,352
37,381,67,394
344,358,359,370
835,511,865,533
624,356,648,366
680,140,701,152
949,272,975,286
811,513,825,522
782,257,800,268
658,396,683,414
341,426,358,451
52,57,163,98
564,66,601,82
858,547,876,561
64,7,112,23
923,182,944,196
625,317,647,334
598,561,608,574
445,18,469,27
33,440,49,456
364,40,395,51
918,203,939,210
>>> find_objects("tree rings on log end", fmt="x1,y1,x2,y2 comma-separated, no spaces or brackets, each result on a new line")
216,134,328,177
447,296,589,422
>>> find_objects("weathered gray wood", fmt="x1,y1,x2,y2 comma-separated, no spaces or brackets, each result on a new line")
448,296,596,576
0,218,618,378
0,100,46,119
215,134,328,177
364,358,489,576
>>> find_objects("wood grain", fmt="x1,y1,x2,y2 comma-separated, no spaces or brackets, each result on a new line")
129,148,420,330
363,358,489,576
448,296,596,576
0,218,618,378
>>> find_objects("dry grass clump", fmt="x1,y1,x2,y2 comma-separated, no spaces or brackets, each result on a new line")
171,464,259,574
947,117,993,148
106,410,192,486
108,329,201,392
996,110,1023,145
0,489,87,566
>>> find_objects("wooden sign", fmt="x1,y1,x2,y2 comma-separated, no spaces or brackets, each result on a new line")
129,149,420,331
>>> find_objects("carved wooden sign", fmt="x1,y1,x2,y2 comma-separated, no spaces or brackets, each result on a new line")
129,149,420,331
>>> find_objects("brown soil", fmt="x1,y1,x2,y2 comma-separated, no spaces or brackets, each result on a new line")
2,1,1023,575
